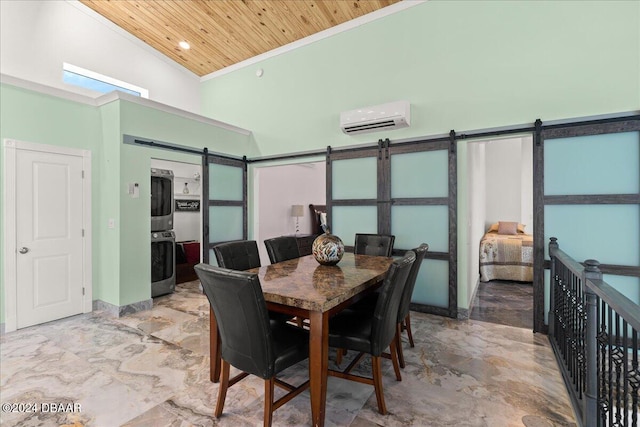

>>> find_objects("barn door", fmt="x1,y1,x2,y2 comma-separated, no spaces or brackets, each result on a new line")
533,117,640,333
387,138,457,318
202,154,247,264
327,136,458,318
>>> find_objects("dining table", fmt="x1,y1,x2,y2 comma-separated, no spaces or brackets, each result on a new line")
208,252,394,427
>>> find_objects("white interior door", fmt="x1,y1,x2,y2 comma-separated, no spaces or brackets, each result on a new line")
15,148,85,328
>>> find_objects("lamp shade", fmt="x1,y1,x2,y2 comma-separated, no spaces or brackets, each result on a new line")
291,205,304,217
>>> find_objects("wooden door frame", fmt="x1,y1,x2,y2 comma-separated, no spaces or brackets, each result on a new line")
3,139,92,333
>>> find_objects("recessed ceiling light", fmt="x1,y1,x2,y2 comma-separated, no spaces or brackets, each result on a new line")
179,41,190,50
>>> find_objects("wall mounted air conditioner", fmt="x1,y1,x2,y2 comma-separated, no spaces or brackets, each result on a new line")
340,100,411,135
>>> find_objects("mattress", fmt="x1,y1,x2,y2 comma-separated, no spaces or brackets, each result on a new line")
479,232,533,282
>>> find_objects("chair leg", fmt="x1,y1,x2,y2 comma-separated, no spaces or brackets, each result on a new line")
389,334,402,381
371,356,387,415
396,322,405,369
215,360,230,418
264,377,275,427
336,348,347,366
405,313,415,347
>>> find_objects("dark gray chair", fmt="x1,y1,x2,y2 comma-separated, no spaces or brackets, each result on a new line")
264,236,301,264
264,236,306,326
344,243,429,368
195,264,310,427
354,233,395,257
327,250,415,415
396,243,429,367
212,240,262,271
212,240,290,322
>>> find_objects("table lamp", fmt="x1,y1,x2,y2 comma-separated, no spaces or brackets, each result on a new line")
291,205,304,235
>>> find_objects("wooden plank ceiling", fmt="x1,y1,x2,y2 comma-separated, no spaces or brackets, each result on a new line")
79,0,400,77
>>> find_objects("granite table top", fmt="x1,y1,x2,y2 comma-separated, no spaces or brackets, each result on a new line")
247,253,394,312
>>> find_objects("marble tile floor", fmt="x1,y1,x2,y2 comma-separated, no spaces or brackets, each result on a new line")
1,280,575,427
470,280,534,330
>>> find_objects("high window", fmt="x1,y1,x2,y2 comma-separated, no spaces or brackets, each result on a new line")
62,63,148,98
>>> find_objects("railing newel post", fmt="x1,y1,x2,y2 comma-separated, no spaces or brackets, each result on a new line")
549,237,559,333
583,259,602,427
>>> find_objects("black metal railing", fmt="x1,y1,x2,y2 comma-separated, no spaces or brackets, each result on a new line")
549,237,640,427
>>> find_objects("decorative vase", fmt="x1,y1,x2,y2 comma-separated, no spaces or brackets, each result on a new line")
312,230,345,266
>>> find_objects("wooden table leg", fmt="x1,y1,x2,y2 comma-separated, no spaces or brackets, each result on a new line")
209,306,221,383
309,310,328,427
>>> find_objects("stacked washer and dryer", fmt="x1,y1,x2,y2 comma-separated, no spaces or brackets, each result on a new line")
150,168,176,297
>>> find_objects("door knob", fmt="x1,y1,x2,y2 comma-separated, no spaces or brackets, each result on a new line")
19,247,29,254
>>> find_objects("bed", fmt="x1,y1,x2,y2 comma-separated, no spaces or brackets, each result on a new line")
479,221,533,282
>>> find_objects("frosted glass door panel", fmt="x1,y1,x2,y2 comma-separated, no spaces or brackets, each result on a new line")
411,259,448,308
545,132,639,195
209,206,243,243
332,157,377,200
544,205,639,265
209,164,243,201
332,206,377,243
391,205,448,252
391,150,448,198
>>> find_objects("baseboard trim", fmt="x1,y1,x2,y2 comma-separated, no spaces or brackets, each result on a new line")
467,276,481,314
93,299,153,317
457,308,469,320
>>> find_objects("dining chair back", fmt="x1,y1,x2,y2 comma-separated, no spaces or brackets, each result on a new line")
211,240,290,323
213,240,261,271
195,263,310,427
395,243,429,367
327,250,415,415
264,236,301,264
354,233,395,257
370,251,415,356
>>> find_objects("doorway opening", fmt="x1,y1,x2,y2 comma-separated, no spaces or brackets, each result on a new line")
465,135,534,329
252,160,326,265
150,158,202,292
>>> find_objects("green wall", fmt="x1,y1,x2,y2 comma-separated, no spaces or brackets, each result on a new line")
0,83,103,322
1,83,255,324
97,101,121,306
200,0,640,310
117,101,254,306
200,1,639,156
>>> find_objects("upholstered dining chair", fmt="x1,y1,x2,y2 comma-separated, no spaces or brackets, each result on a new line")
212,240,290,322
354,233,395,257
327,250,415,415
264,236,301,264
212,240,262,271
341,243,429,369
194,264,310,427
395,243,429,368
264,236,306,326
